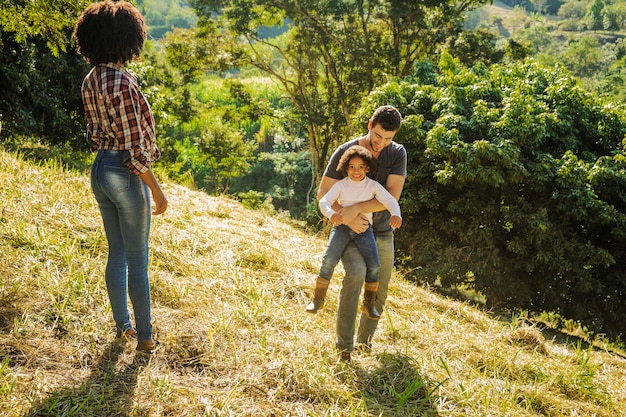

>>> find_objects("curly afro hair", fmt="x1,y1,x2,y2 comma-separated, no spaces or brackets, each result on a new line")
336,145,377,177
73,0,146,66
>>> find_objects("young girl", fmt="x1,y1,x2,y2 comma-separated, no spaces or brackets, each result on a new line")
73,1,167,354
307,145,402,319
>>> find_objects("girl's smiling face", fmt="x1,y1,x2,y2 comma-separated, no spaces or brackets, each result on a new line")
346,156,370,181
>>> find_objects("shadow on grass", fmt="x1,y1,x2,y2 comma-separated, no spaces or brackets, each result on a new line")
22,341,143,417
537,326,626,360
353,352,443,417
0,293,23,334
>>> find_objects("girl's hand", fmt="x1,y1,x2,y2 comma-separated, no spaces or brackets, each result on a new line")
336,204,361,225
138,169,168,215
331,213,343,226
389,215,402,229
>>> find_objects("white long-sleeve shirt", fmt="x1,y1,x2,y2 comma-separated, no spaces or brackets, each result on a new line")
319,177,401,224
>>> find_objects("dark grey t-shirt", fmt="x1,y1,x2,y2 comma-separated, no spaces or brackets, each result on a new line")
322,138,407,233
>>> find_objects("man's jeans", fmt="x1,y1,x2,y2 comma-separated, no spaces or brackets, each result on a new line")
319,224,380,283
91,150,153,342
336,231,394,352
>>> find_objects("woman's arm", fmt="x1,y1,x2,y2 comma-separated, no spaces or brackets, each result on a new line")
138,169,168,215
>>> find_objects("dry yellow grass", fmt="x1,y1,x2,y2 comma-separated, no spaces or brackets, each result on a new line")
1,147,626,416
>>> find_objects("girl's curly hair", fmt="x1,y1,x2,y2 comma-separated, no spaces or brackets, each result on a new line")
337,145,377,177
73,0,146,65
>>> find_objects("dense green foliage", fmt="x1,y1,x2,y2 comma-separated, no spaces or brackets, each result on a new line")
0,0,85,55
0,31,88,143
373,57,626,337
0,0,89,143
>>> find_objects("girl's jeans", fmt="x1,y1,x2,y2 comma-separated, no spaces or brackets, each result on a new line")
91,150,153,342
336,231,394,352
319,224,380,283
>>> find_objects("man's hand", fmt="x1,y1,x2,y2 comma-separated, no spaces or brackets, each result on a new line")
335,204,362,225
345,213,370,233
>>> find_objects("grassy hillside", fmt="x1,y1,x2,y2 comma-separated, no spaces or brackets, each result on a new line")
1,147,626,416
472,0,533,37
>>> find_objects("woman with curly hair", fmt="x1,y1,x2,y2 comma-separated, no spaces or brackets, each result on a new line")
73,0,167,354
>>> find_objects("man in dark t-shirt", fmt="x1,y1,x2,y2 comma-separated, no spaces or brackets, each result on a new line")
316,105,407,361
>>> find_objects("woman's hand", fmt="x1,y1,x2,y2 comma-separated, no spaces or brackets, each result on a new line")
151,187,168,215
139,169,168,215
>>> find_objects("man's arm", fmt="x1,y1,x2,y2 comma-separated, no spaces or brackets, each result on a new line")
385,173,406,202
317,175,340,202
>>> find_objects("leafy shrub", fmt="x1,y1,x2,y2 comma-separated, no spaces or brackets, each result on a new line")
368,56,626,338
0,33,88,146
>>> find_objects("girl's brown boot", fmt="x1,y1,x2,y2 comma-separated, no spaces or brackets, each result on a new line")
306,276,330,313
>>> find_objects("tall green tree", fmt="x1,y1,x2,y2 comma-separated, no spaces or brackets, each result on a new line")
0,0,85,55
0,0,89,144
189,0,487,181
586,0,605,30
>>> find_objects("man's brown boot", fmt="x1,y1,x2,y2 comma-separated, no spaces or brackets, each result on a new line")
360,282,381,320
306,276,330,313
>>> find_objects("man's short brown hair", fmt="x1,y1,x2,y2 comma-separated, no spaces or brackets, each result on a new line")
370,105,402,132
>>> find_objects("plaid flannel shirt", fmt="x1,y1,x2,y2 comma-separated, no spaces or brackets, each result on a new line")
81,63,160,175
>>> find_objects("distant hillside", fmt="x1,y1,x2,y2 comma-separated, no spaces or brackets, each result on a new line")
467,1,528,38
136,0,197,38
1,147,626,416
469,0,626,40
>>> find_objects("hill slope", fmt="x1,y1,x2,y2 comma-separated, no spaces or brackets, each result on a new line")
1,148,625,416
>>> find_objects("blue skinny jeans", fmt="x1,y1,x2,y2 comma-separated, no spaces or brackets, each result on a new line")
319,224,380,283
336,231,394,352
91,150,153,342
